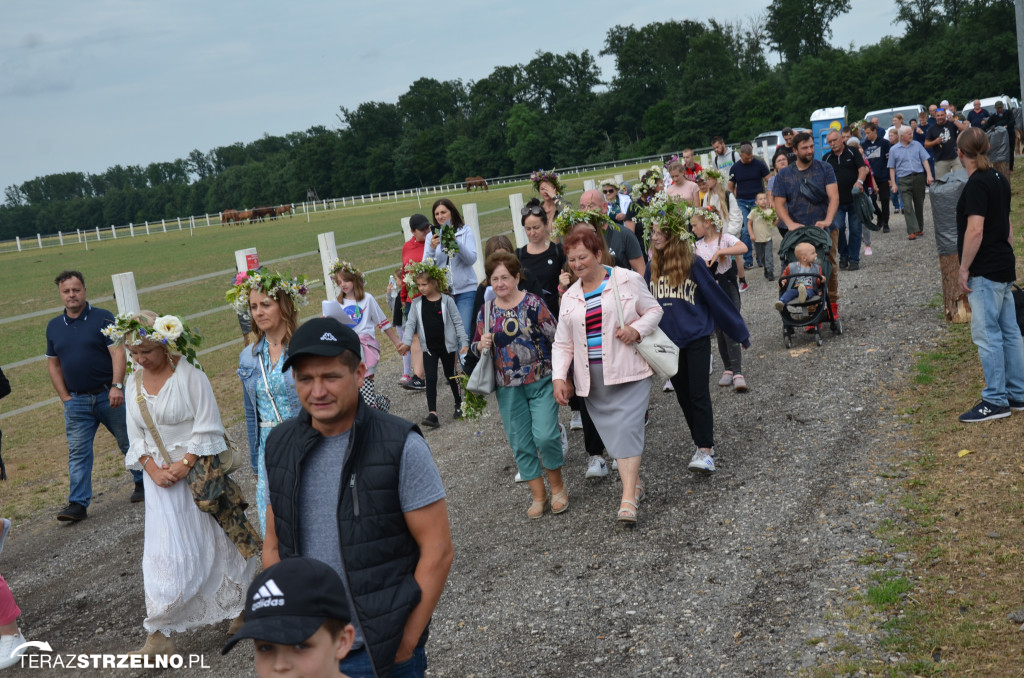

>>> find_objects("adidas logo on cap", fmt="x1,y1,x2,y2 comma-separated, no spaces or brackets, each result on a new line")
320,332,338,342
251,578,286,611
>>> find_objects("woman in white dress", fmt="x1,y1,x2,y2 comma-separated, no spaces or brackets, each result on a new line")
105,311,259,657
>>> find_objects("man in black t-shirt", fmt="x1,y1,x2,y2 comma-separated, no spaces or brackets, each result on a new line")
823,131,868,270
954,127,1024,422
926,108,969,178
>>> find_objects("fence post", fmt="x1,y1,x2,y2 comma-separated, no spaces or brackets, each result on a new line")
614,174,624,185
583,179,596,192
205,214,210,227
400,216,412,243
77,228,82,243
59,231,64,247
461,203,485,283
189,216,194,237
162,220,167,233
15,237,21,252
96,226,101,240
318,232,340,301
145,221,150,235
112,272,141,315
235,248,259,274
508,193,526,248
129,222,135,237
37,234,42,248
333,199,337,209
111,225,117,239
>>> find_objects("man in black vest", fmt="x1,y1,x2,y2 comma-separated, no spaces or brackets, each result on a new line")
263,317,453,678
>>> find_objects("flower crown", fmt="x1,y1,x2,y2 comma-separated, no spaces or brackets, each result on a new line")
530,169,564,195
226,269,314,319
329,259,363,282
638,195,697,246
404,258,451,296
598,177,618,190
551,208,616,238
102,313,202,369
696,168,724,183
692,206,725,231
633,165,664,201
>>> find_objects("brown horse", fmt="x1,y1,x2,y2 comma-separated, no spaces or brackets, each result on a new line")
237,210,253,222
250,206,275,222
221,209,239,225
274,205,293,218
465,176,488,192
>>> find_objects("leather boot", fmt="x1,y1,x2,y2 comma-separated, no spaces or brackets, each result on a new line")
129,631,176,657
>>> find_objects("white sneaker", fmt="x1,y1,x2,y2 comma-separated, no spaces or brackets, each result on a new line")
569,411,583,431
514,471,524,483
0,631,27,670
559,423,569,456
864,246,873,256
688,448,716,474
585,456,608,478
611,459,618,471
663,380,674,392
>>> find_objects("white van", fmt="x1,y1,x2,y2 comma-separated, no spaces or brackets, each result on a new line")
960,95,1020,116
863,105,925,127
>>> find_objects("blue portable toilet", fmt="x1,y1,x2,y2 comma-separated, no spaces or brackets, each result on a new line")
810,106,847,159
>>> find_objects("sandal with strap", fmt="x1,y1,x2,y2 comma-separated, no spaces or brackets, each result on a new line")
551,488,569,514
527,497,549,520
617,499,638,524
634,481,646,504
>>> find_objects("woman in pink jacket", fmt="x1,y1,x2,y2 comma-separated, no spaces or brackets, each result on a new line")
552,227,664,525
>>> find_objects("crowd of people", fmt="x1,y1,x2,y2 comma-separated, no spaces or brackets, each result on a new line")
1,106,1020,675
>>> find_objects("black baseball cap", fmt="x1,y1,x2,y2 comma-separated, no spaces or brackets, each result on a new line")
222,557,351,654
282,317,362,371
409,213,431,231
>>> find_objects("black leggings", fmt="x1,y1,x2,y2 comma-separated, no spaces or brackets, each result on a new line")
424,350,461,413
714,277,743,374
669,336,715,449
580,399,606,457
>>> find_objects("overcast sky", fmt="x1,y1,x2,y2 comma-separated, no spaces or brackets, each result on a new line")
0,0,900,193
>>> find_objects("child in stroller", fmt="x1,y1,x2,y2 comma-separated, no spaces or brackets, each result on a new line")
775,243,823,310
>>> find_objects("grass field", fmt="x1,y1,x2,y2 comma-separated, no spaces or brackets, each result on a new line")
0,164,651,518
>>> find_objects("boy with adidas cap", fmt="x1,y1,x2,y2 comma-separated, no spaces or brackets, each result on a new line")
223,557,355,677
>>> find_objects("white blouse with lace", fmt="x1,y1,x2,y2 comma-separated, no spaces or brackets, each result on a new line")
125,360,226,469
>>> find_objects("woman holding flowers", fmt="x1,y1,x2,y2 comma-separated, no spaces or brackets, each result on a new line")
323,260,403,412
551,226,663,524
106,311,259,658
228,270,311,535
472,250,566,519
424,198,478,347
640,199,750,475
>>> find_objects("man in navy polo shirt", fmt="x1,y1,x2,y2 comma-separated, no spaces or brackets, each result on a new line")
45,270,143,522
728,142,770,269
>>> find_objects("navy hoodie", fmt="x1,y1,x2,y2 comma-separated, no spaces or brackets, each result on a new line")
645,257,750,349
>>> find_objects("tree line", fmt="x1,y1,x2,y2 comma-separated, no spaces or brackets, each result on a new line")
0,0,1015,241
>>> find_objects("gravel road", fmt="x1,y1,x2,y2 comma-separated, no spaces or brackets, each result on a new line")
0,209,943,677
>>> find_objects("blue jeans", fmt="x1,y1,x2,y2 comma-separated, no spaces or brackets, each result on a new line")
966,276,1024,407
64,391,141,506
452,291,475,350
736,198,756,268
340,647,426,678
834,202,862,264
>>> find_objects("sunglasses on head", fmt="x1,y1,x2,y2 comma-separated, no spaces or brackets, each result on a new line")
520,205,544,217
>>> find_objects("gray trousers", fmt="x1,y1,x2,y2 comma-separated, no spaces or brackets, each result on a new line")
896,173,927,235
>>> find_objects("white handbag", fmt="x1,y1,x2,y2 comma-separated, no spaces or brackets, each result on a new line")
465,300,497,395
609,269,679,382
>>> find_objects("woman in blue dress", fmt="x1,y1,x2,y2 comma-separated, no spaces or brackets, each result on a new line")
229,270,311,535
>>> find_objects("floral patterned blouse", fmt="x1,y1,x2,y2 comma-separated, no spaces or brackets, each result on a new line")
473,292,557,388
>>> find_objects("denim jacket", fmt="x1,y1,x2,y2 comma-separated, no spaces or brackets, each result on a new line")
237,338,300,467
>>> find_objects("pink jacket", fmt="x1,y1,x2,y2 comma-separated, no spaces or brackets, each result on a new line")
552,266,664,397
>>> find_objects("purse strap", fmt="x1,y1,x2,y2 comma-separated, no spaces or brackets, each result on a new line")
134,374,173,466
258,347,284,423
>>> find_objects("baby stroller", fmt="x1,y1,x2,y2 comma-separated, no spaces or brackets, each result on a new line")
776,227,843,347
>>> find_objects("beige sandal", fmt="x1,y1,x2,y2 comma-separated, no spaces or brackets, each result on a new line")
617,499,638,524
634,481,645,503
551,488,569,514
527,497,549,520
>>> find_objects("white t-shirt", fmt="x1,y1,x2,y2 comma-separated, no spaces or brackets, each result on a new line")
322,295,391,338
695,233,741,275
